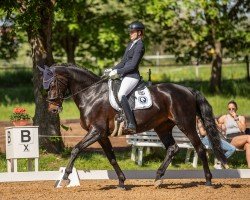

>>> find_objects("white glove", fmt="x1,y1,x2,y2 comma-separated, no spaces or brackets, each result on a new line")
103,68,112,76
104,68,112,73
109,69,119,79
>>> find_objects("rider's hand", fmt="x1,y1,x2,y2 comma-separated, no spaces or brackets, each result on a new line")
109,69,119,79
103,68,112,76
104,68,112,73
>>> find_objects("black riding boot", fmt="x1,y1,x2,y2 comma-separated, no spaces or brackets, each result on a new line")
120,95,136,134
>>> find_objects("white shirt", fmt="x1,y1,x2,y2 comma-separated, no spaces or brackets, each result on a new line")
129,38,140,50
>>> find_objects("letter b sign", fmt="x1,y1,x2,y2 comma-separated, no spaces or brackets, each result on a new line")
21,130,31,143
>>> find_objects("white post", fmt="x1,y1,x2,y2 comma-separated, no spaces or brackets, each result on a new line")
185,149,192,163
131,146,136,161
138,147,144,166
146,147,151,154
156,51,159,66
13,159,17,172
192,151,198,168
7,159,11,172
35,158,39,172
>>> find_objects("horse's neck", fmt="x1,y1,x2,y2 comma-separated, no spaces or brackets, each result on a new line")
73,81,108,113
68,68,100,92
64,67,107,107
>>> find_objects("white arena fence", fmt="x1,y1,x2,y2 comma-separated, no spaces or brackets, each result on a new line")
1,129,250,182
0,169,250,183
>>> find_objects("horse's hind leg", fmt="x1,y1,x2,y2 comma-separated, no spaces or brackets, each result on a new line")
98,137,126,189
179,124,212,186
154,123,179,188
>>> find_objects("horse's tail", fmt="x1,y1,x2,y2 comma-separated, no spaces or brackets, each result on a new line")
189,88,227,165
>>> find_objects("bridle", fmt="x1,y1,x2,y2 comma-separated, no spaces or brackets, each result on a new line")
46,74,68,109
46,74,108,106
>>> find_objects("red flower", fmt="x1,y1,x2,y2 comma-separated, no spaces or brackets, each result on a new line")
13,107,26,114
10,107,31,122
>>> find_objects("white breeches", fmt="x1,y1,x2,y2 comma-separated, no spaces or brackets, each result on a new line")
118,77,139,102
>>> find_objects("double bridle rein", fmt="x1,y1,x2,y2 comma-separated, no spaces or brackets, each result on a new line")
46,74,108,104
46,74,68,108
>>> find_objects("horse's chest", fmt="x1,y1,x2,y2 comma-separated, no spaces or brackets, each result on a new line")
80,119,88,130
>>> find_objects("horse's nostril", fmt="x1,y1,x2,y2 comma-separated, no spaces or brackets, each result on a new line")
52,109,58,114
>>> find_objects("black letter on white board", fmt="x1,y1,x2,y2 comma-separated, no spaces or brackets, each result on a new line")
21,130,31,143
7,131,11,144
24,144,29,151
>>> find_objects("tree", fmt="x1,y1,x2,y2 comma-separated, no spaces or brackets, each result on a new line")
0,18,19,60
134,0,250,92
1,0,64,153
53,0,130,72
201,0,249,92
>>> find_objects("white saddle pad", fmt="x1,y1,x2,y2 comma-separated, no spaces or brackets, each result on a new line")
108,80,152,111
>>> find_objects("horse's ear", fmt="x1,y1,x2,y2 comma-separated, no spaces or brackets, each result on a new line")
37,65,45,73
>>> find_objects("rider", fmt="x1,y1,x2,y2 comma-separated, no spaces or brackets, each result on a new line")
108,21,145,133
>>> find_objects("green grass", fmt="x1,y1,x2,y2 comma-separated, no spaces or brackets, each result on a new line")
59,100,80,119
206,95,249,117
140,63,247,82
0,148,248,172
0,101,80,121
0,103,35,121
0,63,249,121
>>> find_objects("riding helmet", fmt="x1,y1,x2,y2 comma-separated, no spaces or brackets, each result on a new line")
128,21,145,31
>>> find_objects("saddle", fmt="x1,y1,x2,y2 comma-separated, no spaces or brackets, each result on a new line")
108,78,152,111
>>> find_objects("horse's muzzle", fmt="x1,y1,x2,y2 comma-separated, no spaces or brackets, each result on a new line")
48,103,63,114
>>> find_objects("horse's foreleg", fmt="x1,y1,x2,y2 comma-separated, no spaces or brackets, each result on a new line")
63,128,101,180
154,126,179,188
98,137,126,189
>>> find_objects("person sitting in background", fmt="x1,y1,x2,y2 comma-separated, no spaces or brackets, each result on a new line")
217,100,249,168
196,117,235,169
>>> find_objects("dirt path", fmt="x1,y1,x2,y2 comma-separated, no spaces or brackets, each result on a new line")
0,179,250,200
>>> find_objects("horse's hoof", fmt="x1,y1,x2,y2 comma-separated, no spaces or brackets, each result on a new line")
116,185,126,190
60,179,70,187
55,178,70,188
205,182,212,187
154,179,163,188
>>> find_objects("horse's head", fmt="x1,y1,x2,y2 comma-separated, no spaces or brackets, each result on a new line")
38,66,69,114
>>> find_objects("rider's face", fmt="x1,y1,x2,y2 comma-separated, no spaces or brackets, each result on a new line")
130,30,138,41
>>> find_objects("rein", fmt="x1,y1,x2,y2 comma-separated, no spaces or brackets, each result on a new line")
62,76,109,100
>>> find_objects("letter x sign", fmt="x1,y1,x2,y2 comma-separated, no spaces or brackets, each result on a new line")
21,130,31,152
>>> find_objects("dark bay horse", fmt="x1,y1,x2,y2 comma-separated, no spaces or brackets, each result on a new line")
40,64,227,188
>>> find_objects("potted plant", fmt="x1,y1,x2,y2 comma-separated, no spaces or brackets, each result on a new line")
10,107,31,126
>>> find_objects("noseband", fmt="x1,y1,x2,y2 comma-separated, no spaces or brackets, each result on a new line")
47,74,68,106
